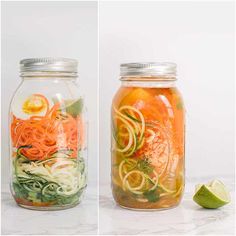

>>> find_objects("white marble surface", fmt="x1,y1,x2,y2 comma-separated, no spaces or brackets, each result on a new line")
1,176,235,235
1,183,98,235
99,176,235,235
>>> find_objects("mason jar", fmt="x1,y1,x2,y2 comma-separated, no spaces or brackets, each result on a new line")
111,62,185,210
9,58,87,210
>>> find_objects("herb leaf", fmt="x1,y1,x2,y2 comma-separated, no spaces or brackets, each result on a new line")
143,188,159,202
137,158,154,174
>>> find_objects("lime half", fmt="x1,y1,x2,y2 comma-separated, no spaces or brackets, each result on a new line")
193,180,231,209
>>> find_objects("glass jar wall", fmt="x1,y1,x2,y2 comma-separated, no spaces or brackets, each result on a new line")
9,58,87,210
111,62,185,210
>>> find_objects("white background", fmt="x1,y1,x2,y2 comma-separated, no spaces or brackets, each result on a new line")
99,1,235,184
1,1,98,186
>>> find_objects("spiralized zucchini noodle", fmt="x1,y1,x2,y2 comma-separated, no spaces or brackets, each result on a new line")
112,105,146,156
18,155,84,193
118,159,159,202
13,147,86,205
114,115,137,156
112,105,182,203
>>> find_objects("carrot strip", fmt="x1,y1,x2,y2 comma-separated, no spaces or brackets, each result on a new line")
11,101,84,160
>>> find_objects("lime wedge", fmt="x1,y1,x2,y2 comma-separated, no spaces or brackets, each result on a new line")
193,180,231,209
195,184,202,192
64,98,83,117
52,96,83,117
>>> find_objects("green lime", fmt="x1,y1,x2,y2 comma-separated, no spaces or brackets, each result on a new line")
52,96,83,117
193,180,231,209
64,98,83,117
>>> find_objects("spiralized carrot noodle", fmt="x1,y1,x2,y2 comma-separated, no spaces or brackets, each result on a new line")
11,101,84,160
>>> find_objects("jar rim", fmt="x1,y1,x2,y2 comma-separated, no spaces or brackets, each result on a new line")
120,62,177,80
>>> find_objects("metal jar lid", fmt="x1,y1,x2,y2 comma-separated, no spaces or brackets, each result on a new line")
20,57,78,73
120,62,177,80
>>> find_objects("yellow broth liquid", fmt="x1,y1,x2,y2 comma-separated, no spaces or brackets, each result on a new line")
111,86,185,209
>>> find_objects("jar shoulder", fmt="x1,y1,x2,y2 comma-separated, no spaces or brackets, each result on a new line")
112,86,184,108
10,79,83,103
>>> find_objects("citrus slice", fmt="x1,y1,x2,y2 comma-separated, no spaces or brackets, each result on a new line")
193,180,231,209
52,97,83,117
64,99,83,117
120,88,153,107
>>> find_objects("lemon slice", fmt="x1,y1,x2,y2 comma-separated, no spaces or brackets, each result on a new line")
193,180,231,209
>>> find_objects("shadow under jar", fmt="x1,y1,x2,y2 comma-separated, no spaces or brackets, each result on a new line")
9,58,87,210
111,62,185,210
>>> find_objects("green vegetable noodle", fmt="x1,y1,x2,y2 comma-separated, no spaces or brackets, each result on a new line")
12,146,86,208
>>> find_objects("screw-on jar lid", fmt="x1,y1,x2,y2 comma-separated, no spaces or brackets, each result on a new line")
20,57,78,73
120,62,177,80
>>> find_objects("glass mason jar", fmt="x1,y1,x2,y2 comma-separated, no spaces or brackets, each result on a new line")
111,62,185,210
9,58,87,210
